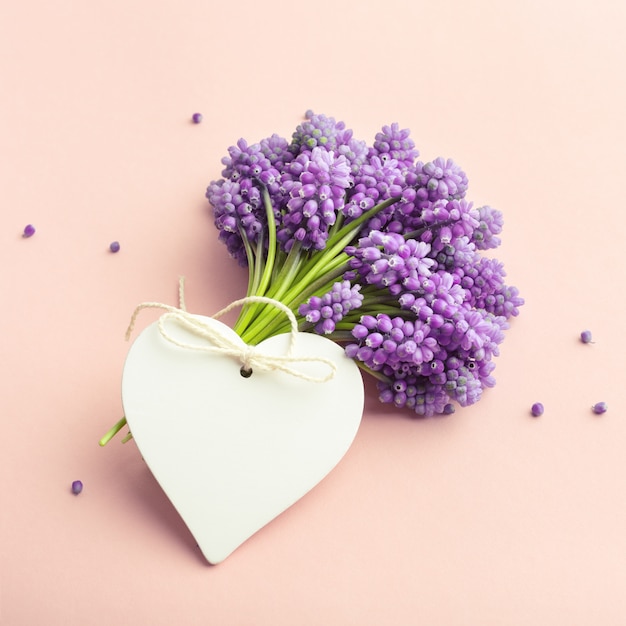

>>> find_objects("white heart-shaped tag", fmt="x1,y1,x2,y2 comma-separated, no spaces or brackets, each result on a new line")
122,314,363,564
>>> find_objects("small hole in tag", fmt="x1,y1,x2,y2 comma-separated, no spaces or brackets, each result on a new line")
240,366,253,378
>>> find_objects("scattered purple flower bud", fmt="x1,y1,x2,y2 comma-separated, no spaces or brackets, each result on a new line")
580,330,593,344
71,480,83,495
109,241,121,253
23,224,36,237
192,112,203,124
443,403,456,415
531,402,544,417
592,402,607,415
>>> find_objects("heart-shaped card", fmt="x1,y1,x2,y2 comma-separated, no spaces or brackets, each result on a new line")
122,314,363,564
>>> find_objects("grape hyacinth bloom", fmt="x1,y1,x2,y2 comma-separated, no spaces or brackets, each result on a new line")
299,281,363,335
207,137,286,265
369,122,420,168
277,147,352,251
378,373,451,417
345,314,440,372
259,134,294,172
414,157,469,207
473,205,504,250
346,230,435,294
290,110,368,176
342,155,407,224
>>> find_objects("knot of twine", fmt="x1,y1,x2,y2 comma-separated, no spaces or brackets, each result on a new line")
125,280,336,383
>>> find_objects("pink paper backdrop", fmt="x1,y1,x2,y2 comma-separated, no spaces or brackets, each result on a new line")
2,1,626,624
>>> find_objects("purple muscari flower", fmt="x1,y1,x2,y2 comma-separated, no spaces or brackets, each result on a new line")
347,230,435,294
377,374,451,417
277,148,351,251
345,314,439,372
430,231,477,272
343,155,410,226
451,309,491,352
299,281,363,335
259,134,294,172
414,157,469,206
488,285,524,319
473,205,504,250
438,354,489,407
445,362,484,407
422,271,466,307
369,122,420,168
221,138,280,191
290,111,368,176
394,300,506,400
446,199,480,238
448,307,505,359
71,480,83,495
206,177,268,265
410,199,480,252
381,270,509,391
291,111,349,152
337,137,369,177
207,134,301,264
479,312,508,358
418,199,453,227
459,257,523,318
461,257,506,306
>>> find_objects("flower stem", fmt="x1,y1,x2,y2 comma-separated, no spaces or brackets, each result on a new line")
99,416,127,447
359,294,401,306
251,233,265,293
262,242,304,302
234,232,264,334
316,330,354,342
256,187,277,297
240,259,350,345
240,226,256,297
234,188,277,334
356,362,391,383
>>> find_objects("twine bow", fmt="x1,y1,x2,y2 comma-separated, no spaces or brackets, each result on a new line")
125,282,337,383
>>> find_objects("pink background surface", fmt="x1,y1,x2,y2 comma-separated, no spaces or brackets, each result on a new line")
2,1,626,624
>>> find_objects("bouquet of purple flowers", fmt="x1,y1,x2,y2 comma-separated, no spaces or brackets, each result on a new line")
207,111,523,417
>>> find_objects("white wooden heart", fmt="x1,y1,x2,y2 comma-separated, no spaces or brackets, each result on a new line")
122,314,363,564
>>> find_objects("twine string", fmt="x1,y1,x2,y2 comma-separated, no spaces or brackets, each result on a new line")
124,280,336,383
